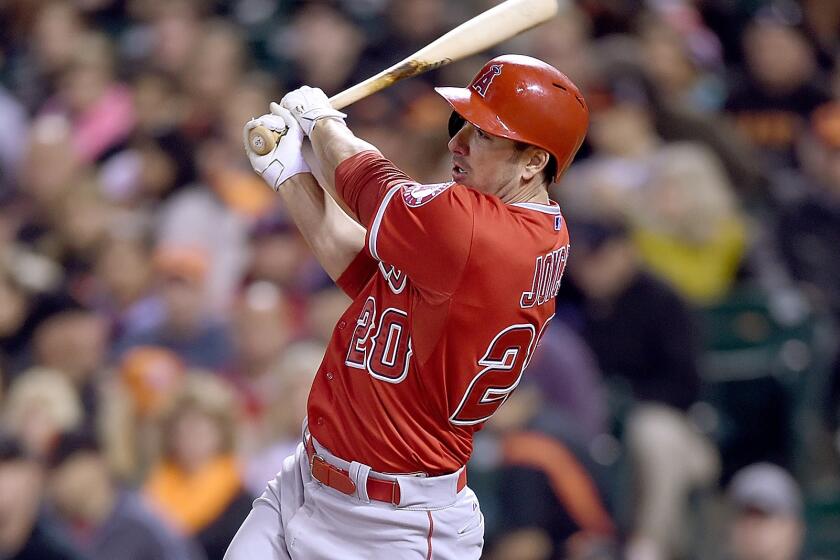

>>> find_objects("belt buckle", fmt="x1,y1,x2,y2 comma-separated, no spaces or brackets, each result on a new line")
390,481,401,505
309,452,323,470
310,453,357,496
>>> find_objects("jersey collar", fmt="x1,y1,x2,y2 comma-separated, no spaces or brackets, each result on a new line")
511,201,561,215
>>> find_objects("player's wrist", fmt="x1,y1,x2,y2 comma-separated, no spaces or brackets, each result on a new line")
310,117,347,142
277,170,316,194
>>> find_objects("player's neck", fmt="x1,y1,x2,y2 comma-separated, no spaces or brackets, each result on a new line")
501,178,550,205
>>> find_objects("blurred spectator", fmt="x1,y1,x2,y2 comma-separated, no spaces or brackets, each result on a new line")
801,0,840,71
0,273,69,376
516,5,594,88
726,463,804,560
246,213,326,304
519,320,609,444
155,160,251,314
577,51,763,205
100,346,186,482
136,0,206,77
182,19,248,138
47,430,204,560
227,281,293,419
144,374,252,560
774,102,840,431
629,143,747,304
114,245,233,371
583,61,662,166
284,3,365,93
387,0,450,50
0,270,35,375
2,368,83,458
0,83,28,198
777,102,840,318
726,11,830,167
564,217,719,560
50,180,114,288
564,116,746,304
20,113,85,213
241,341,323,496
200,76,278,221
92,234,164,341
0,433,85,560
479,384,616,560
7,0,88,114
119,347,187,422
42,31,136,164
108,130,196,208
566,57,676,220
638,11,726,113
579,0,641,37
130,69,186,137
33,308,109,423
831,51,840,101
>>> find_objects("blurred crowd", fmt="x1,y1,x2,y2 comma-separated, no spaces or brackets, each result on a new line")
0,0,839,559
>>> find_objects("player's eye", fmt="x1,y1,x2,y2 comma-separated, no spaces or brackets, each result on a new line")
448,112,466,138
475,127,488,139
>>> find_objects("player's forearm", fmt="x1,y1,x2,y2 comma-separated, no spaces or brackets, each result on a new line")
309,119,380,210
278,172,366,281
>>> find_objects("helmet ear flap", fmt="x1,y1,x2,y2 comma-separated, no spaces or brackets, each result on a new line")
448,111,466,138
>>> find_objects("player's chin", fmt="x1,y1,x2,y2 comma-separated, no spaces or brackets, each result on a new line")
452,169,468,184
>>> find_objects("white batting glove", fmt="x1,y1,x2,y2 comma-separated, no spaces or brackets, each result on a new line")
243,109,309,192
277,86,347,136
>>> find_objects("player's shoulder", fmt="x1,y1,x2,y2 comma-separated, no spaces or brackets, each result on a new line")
400,181,456,208
470,198,569,253
395,181,490,216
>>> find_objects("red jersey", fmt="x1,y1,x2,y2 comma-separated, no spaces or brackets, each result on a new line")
307,151,569,475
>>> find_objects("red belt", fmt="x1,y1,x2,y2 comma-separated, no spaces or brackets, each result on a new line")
304,436,467,505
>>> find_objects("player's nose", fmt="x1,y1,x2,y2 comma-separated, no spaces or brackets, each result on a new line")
448,126,469,156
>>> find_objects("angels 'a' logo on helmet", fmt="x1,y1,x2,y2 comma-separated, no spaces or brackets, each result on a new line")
402,182,452,208
471,64,502,97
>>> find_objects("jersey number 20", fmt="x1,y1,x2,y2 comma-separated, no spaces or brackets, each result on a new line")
346,298,544,426
345,296,413,383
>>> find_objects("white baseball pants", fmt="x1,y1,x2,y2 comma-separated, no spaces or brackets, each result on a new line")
225,440,484,559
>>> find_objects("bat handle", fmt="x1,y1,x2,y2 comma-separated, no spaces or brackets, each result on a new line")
248,125,283,156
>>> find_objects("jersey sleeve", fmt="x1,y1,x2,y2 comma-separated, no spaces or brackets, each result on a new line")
335,150,413,226
336,151,475,296
335,247,378,299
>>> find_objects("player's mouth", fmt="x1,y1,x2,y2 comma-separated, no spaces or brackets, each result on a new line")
452,162,468,182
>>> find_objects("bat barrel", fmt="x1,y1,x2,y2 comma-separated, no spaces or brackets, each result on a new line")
328,0,560,109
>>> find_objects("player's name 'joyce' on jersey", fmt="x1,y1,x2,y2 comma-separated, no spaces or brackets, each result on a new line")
520,245,569,309
306,151,569,476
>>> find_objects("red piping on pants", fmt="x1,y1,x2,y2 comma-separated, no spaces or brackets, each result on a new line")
426,510,434,559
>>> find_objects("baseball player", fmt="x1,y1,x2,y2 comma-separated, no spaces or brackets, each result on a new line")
227,55,589,560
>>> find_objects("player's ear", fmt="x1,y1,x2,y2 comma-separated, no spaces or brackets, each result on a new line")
521,147,550,182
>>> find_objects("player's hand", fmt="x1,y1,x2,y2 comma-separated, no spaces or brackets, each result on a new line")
276,86,347,136
243,108,310,192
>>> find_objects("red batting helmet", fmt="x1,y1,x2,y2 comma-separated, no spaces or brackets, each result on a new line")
435,54,589,182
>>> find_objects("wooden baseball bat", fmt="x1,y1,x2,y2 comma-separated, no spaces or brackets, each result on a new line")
249,0,565,155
